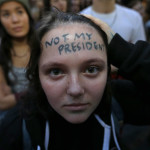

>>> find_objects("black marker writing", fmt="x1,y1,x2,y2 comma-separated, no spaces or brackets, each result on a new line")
45,32,93,48
45,37,59,48
86,33,92,40
62,34,69,42
58,41,105,55
44,32,105,55
74,33,85,41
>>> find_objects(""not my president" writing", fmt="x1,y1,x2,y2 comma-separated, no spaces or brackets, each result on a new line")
45,32,105,55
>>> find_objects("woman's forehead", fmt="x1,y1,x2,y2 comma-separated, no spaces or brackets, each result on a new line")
39,24,107,68
43,23,99,39
41,26,106,56
41,24,105,51
0,1,23,10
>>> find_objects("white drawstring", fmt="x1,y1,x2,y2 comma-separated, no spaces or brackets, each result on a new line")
37,121,50,150
45,121,50,150
37,145,41,150
95,114,111,150
41,114,120,150
111,114,121,150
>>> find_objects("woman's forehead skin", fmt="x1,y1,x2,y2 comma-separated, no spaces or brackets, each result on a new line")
41,24,106,56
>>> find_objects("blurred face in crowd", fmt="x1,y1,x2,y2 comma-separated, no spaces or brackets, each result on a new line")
50,0,67,12
39,23,108,124
132,1,146,19
0,1,30,39
36,0,44,9
70,0,80,13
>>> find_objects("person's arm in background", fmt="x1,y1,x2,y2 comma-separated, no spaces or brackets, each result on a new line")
109,34,150,85
84,15,150,125
84,15,150,84
0,66,17,110
109,34,150,125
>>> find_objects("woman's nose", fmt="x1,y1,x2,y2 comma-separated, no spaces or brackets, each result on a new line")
66,74,84,97
11,13,19,22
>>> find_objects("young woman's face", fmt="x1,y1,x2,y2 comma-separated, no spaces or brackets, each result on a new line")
50,0,67,12
0,1,30,38
39,24,108,124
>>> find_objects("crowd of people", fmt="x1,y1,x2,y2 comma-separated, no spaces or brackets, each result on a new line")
28,0,150,42
0,0,150,150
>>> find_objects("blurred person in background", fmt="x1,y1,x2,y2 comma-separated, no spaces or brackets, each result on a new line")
80,0,146,75
31,0,69,28
80,0,92,11
68,0,81,13
30,0,44,28
0,0,36,149
80,0,146,43
120,0,148,36
144,0,150,41
125,0,146,21
34,0,44,19
44,0,69,12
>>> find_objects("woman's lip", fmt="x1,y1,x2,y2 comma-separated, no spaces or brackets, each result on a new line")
63,103,89,111
13,27,22,32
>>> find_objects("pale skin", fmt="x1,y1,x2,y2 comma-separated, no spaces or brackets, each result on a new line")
39,24,108,124
92,0,115,13
0,1,30,110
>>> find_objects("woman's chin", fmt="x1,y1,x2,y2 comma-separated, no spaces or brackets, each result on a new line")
62,114,89,124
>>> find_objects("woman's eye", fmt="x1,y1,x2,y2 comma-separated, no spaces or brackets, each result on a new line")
85,66,100,74
49,68,63,76
17,10,23,15
2,13,9,18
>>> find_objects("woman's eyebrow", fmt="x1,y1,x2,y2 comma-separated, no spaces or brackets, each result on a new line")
40,57,107,72
15,6,24,10
40,62,65,70
0,6,23,12
82,58,106,65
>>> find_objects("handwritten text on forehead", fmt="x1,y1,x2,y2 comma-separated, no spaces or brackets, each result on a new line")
45,32,105,55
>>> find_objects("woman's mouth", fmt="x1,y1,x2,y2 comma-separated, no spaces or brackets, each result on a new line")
63,103,90,111
13,27,22,32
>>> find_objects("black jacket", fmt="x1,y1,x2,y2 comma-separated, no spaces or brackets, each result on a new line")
25,111,122,150
109,34,150,125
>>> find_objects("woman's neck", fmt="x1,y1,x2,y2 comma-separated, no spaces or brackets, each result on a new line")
12,37,29,54
12,36,28,46
11,36,30,61
92,0,116,13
